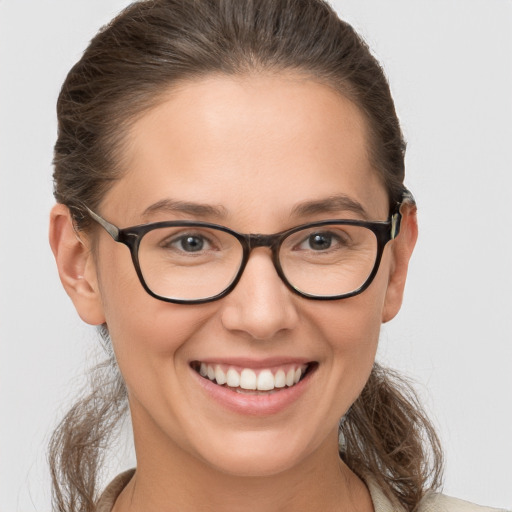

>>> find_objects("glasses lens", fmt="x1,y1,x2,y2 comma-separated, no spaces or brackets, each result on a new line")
138,225,243,301
279,223,378,297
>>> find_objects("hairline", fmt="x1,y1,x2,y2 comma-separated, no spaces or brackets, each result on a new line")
89,68,389,220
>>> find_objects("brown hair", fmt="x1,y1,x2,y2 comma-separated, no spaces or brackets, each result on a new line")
50,0,443,510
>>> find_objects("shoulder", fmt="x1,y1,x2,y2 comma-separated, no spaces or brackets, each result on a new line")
96,469,135,512
365,477,509,512
418,492,510,512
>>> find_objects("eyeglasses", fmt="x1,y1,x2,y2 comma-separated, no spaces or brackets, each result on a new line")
85,195,410,304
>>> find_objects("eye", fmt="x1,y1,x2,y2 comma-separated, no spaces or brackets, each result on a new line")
162,233,213,253
177,235,206,252
297,231,348,251
306,232,333,251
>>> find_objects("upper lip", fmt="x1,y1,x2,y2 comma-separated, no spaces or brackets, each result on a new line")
190,357,314,369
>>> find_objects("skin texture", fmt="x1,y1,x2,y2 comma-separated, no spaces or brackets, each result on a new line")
50,73,417,512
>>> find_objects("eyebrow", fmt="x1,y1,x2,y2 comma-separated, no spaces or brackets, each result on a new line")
142,199,228,220
290,195,370,220
141,194,369,223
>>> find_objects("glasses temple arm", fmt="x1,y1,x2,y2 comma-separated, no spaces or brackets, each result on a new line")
390,187,416,239
85,207,120,240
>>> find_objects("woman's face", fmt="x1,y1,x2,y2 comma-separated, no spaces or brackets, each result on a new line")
75,74,412,477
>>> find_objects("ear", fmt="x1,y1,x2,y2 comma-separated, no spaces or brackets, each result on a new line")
49,204,106,325
381,203,418,323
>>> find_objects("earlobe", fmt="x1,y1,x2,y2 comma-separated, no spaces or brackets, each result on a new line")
49,204,106,326
381,203,418,323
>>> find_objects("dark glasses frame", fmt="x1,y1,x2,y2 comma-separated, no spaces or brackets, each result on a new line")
85,189,413,304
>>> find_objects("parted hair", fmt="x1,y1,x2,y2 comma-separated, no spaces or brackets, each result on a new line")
50,1,443,511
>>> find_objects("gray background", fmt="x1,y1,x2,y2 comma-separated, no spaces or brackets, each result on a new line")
1,1,511,510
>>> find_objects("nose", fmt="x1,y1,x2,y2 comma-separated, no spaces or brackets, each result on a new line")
220,248,299,341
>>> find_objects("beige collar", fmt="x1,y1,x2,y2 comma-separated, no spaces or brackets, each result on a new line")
96,468,407,512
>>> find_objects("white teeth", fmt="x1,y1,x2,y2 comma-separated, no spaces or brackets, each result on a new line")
215,365,227,385
257,369,275,391
240,369,257,390
197,363,309,392
226,367,240,388
274,369,286,388
285,369,295,387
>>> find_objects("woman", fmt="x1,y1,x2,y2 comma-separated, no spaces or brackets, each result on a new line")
48,1,507,511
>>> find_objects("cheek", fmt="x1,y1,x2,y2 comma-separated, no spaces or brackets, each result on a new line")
319,294,382,379
95,245,212,365
103,290,214,363
307,265,390,411
330,303,381,415
314,281,386,359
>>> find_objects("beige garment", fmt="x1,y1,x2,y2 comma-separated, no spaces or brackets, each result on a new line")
96,469,508,512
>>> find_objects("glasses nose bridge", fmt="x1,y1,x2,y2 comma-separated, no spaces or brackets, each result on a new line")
236,233,285,288
246,233,281,252
243,232,283,270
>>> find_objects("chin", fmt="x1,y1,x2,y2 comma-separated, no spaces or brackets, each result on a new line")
189,427,325,479
205,448,304,478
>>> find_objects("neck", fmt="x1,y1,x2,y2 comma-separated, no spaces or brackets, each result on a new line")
113,408,374,512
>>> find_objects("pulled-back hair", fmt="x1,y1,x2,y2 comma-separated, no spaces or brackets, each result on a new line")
50,1,443,510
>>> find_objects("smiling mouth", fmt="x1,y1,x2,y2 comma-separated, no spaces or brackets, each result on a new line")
191,361,316,394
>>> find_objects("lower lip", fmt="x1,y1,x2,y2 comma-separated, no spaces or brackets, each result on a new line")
192,366,315,416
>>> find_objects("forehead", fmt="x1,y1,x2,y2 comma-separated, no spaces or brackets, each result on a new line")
104,73,388,227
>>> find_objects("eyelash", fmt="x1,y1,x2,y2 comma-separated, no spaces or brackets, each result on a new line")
161,232,215,252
